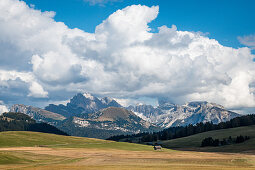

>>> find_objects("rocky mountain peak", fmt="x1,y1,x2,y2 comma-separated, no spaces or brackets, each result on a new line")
45,93,122,117
70,93,100,105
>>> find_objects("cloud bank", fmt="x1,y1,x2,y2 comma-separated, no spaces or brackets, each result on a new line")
0,0,255,110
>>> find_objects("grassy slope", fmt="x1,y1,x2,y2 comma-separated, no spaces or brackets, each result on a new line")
0,131,167,167
0,131,153,151
162,125,255,152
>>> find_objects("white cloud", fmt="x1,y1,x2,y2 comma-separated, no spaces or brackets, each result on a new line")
83,0,121,6
0,0,255,111
0,106,8,114
28,82,48,98
0,70,48,99
0,101,9,114
238,34,255,49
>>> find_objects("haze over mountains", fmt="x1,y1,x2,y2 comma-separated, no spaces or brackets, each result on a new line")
10,92,241,139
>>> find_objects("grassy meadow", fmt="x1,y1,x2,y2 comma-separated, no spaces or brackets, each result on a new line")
0,131,255,169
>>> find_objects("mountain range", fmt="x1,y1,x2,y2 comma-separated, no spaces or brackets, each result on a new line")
128,101,240,128
9,92,241,139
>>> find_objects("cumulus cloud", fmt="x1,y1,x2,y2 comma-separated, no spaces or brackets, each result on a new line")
0,70,48,99
238,34,255,49
0,0,255,111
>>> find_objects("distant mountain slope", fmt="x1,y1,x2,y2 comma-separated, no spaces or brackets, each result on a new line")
45,93,122,117
56,107,160,139
10,104,66,124
128,101,240,128
0,112,68,136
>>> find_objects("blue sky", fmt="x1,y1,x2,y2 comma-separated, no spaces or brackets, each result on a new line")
0,0,255,113
23,0,255,50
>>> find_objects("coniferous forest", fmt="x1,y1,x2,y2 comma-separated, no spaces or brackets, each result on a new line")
201,135,250,147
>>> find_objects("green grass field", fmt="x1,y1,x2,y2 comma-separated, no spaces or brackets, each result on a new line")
162,125,255,152
1,130,255,169
0,131,156,151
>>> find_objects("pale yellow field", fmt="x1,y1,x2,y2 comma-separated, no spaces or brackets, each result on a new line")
1,146,255,170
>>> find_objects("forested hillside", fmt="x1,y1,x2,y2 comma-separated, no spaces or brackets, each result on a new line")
0,112,68,136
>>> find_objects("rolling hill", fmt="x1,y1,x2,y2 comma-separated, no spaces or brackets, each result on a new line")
162,125,255,153
0,131,151,151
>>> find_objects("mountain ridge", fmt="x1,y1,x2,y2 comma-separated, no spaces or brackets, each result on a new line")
10,104,66,124
127,101,240,128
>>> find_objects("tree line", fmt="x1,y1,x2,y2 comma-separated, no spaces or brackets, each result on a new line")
201,135,250,147
107,114,255,143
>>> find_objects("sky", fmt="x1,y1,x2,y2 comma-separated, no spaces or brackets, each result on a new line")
0,0,255,113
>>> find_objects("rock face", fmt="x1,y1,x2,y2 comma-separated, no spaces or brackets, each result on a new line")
10,104,66,124
45,93,122,117
128,101,240,128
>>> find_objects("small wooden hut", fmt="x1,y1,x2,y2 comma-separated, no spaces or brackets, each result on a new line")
153,145,162,150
